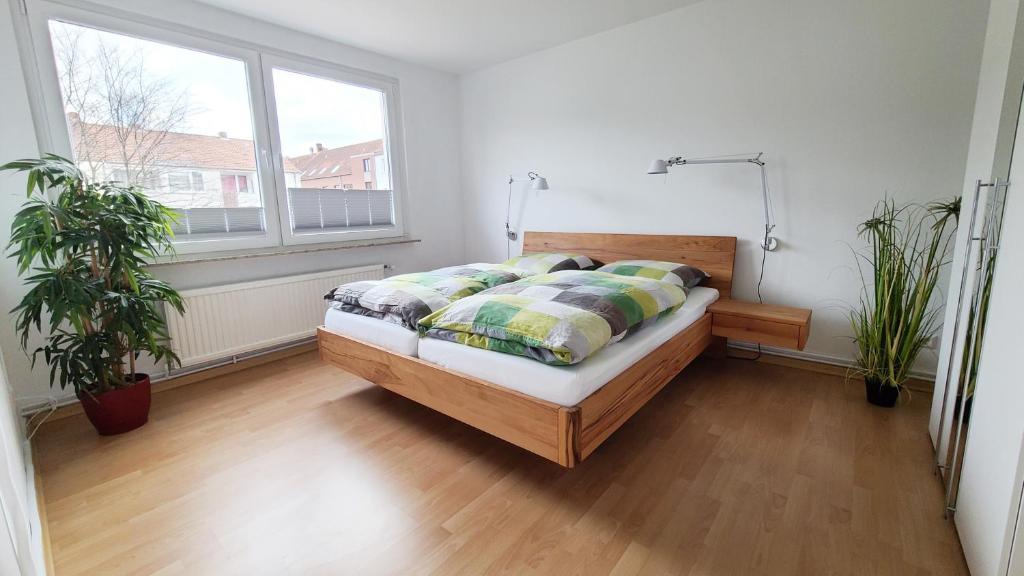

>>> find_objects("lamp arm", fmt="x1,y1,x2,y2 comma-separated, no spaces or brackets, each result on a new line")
662,153,777,250
669,157,759,167
758,161,778,251
505,176,517,241
509,173,540,183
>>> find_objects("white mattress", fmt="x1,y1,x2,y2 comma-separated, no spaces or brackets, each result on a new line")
323,308,419,357
418,287,720,406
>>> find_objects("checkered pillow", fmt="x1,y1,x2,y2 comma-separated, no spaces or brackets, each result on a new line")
502,253,599,275
325,263,526,330
597,260,708,291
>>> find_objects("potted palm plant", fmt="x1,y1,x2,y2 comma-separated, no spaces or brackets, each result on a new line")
849,197,959,407
4,155,184,435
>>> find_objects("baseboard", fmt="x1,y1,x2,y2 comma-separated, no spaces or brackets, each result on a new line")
728,342,936,393
25,338,937,426
24,340,318,427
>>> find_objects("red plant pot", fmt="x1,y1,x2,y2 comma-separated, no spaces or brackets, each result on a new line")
78,374,151,435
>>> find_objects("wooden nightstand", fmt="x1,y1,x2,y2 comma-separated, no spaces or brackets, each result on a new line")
707,299,812,350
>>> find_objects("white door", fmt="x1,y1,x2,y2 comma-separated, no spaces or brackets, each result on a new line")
953,89,1024,575
0,512,23,576
0,354,36,576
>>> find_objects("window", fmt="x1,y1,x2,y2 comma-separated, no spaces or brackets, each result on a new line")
221,174,251,195
266,60,398,242
25,2,406,256
43,19,271,252
167,173,190,192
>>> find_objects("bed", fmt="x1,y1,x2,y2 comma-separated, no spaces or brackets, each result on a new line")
317,231,736,468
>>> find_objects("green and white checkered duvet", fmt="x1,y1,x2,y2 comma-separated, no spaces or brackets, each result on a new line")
418,270,686,365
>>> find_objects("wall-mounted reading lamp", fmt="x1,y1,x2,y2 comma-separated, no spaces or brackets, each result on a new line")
647,152,778,251
505,171,548,257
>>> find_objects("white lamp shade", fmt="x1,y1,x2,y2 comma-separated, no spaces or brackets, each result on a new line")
531,176,549,190
647,159,669,174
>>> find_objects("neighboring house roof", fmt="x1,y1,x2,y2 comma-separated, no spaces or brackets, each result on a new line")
68,114,298,173
288,140,383,180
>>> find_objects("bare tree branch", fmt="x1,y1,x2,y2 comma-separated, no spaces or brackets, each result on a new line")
52,25,192,189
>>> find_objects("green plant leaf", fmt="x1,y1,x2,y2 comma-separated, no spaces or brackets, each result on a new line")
847,196,959,390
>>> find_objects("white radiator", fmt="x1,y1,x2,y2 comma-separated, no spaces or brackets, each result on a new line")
165,264,386,367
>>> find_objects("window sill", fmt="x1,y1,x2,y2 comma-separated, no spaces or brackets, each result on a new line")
148,236,421,267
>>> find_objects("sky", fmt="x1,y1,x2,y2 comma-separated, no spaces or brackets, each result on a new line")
50,20,387,159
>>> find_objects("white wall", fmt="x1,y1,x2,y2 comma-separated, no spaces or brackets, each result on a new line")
459,0,987,370
0,1,48,410
0,0,465,406
0,8,39,568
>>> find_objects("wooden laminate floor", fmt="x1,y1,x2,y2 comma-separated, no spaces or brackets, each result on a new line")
33,352,967,575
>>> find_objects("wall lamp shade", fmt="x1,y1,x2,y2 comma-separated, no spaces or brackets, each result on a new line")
647,159,669,174
531,176,549,190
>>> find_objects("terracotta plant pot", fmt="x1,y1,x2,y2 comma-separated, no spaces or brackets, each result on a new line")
864,376,899,407
78,374,151,435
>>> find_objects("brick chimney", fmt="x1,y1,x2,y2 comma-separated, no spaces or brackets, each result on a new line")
315,143,324,152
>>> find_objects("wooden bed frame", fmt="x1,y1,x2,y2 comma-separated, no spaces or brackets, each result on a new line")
317,232,737,468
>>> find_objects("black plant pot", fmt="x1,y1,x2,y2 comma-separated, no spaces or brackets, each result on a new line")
954,393,974,422
864,376,899,407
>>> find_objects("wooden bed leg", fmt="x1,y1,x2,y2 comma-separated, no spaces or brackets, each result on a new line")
557,407,581,468
704,335,728,359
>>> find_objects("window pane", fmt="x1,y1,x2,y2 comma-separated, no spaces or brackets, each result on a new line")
272,67,395,235
168,172,190,192
48,20,267,242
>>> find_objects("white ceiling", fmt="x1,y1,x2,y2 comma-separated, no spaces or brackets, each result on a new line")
192,0,703,73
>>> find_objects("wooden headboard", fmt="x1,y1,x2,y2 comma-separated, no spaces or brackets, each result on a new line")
522,231,737,298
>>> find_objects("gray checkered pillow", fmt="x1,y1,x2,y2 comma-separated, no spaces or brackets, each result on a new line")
502,253,599,275
597,260,709,290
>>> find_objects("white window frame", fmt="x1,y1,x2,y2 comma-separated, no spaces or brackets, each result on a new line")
18,0,408,257
261,54,407,246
